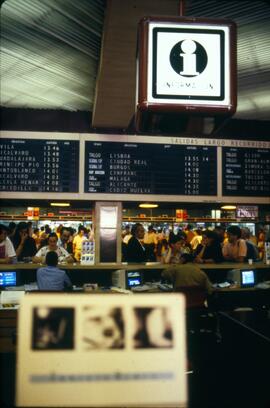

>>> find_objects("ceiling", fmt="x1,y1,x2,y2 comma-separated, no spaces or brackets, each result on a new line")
1,0,270,121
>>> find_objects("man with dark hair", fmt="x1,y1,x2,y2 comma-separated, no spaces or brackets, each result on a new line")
222,225,247,262
126,223,148,263
37,251,72,291
58,227,73,254
8,222,17,238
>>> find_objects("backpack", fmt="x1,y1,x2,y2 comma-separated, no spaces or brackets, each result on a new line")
245,241,259,261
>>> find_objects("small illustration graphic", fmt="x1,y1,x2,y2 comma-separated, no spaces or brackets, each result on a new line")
32,307,74,350
82,306,125,349
132,307,173,348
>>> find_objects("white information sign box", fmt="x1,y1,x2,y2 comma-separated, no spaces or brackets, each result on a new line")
16,293,187,407
137,16,237,115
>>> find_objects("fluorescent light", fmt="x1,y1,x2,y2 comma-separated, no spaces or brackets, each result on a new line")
50,202,70,207
221,205,236,210
139,203,159,209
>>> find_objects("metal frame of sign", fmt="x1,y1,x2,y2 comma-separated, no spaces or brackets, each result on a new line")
1,131,269,204
137,16,237,115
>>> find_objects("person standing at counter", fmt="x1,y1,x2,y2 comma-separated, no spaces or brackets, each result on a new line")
194,230,223,264
0,224,16,264
163,233,191,264
58,227,73,255
11,222,37,262
190,229,203,251
8,222,16,240
37,251,72,291
126,223,148,263
184,224,195,244
213,226,226,246
222,226,247,262
33,233,74,264
143,225,158,261
73,225,87,261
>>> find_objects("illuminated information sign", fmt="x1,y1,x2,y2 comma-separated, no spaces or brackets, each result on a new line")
0,139,79,192
85,141,217,195
223,147,270,197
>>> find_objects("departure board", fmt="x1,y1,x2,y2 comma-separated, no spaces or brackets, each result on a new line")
223,147,270,196
0,139,79,192
85,141,217,195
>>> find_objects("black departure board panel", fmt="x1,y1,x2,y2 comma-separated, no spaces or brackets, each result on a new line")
223,147,270,196
85,141,217,195
0,139,79,192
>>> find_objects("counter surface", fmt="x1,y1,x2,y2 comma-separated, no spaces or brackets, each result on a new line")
0,261,269,271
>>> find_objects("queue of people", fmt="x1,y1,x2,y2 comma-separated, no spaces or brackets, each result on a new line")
122,223,266,265
0,221,268,266
0,221,269,296
0,222,94,264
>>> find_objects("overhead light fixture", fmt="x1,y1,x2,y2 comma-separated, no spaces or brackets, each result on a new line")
221,205,236,210
139,203,159,209
50,202,70,207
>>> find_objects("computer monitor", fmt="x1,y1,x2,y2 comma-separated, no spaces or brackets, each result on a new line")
240,269,256,288
0,271,17,288
126,271,143,288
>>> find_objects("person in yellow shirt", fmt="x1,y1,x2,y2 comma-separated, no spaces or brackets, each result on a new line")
73,225,87,261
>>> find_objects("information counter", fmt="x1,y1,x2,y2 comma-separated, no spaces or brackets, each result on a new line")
0,262,269,287
1,261,269,271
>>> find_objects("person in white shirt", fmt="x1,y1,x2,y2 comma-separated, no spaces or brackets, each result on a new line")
0,224,16,264
33,233,73,264
222,225,247,262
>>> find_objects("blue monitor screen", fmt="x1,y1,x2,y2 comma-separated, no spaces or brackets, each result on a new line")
128,278,142,287
241,270,255,287
0,271,17,287
126,271,142,287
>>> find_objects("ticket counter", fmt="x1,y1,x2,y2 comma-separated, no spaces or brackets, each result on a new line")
1,261,270,287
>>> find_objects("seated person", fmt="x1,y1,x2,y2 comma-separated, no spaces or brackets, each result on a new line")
11,222,37,261
126,223,148,263
37,251,72,291
0,224,16,264
33,233,74,264
163,233,191,264
162,262,213,296
194,230,223,264
222,225,247,262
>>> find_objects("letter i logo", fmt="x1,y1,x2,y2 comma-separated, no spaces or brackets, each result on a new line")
170,39,208,77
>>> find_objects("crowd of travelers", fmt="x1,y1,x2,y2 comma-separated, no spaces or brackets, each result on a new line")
122,223,268,264
0,221,268,266
0,221,94,264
